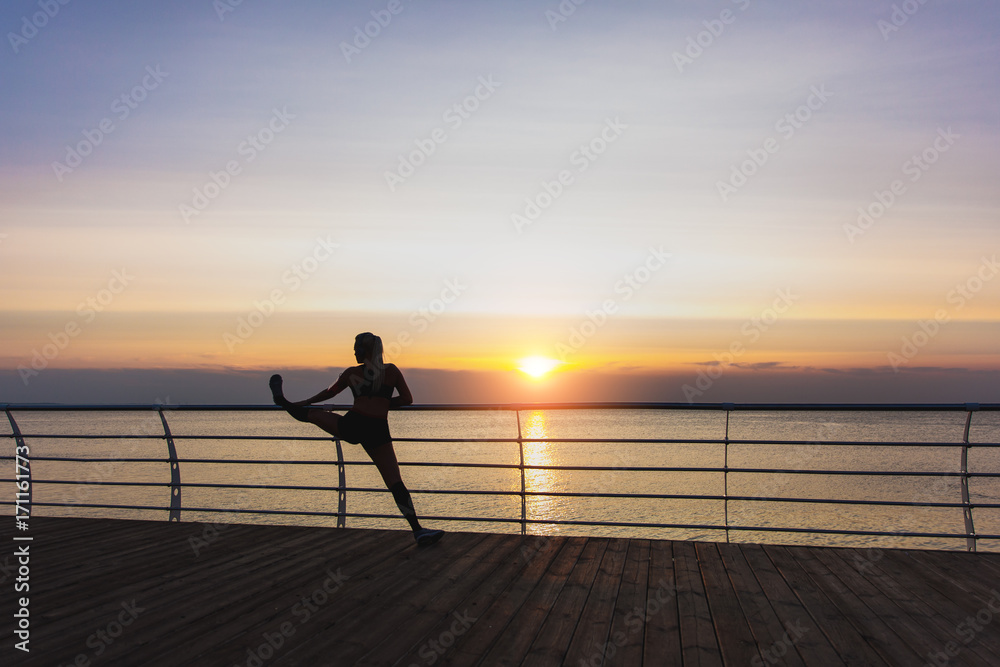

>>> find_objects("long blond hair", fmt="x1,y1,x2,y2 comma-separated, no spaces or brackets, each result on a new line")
355,332,384,391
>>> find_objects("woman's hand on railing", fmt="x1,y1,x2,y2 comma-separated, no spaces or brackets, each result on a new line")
390,395,413,408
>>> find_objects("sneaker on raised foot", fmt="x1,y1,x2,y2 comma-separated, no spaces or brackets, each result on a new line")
269,374,290,406
415,528,445,547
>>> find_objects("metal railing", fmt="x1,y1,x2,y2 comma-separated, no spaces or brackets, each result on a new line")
3,402,999,551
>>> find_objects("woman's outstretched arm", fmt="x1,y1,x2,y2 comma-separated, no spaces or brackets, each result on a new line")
288,374,348,407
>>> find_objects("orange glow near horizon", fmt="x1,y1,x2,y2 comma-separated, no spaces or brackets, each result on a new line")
3,308,1000,383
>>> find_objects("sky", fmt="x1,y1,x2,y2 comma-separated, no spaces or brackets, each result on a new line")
1,0,998,404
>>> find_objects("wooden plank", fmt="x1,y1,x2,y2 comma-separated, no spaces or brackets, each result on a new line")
673,540,723,666
754,544,887,666
6,517,1000,667
894,550,998,607
354,533,531,666
31,516,167,550
602,539,650,667
35,523,341,627
279,531,513,666
520,537,609,666
178,530,454,664
809,546,989,667
773,545,923,665
194,531,490,666
560,537,630,666
735,544,845,667
716,543,809,667
474,536,589,666
696,542,760,666
51,524,379,656
847,547,1000,666
413,534,571,666
913,549,1000,600
21,520,389,664
422,534,573,665
957,550,1000,577
384,534,571,666
641,539,682,666
874,549,1000,657
133,528,412,666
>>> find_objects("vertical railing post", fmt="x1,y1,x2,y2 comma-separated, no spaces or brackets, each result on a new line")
334,437,346,528
516,409,526,536
7,409,30,522
960,403,978,552
158,407,182,522
723,403,733,544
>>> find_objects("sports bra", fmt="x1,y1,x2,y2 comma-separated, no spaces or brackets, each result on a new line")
346,368,394,400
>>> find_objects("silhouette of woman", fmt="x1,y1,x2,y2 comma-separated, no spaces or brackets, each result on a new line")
269,332,444,546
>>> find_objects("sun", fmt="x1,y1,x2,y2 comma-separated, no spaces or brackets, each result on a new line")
517,356,562,378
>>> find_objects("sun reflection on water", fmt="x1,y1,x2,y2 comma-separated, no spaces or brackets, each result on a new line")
521,410,561,529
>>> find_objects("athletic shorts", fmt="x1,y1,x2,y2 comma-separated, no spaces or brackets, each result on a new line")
338,410,391,453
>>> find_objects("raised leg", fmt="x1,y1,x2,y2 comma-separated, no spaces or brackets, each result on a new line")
269,374,312,422
306,410,342,438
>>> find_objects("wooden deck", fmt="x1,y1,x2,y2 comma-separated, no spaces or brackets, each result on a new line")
3,517,1000,666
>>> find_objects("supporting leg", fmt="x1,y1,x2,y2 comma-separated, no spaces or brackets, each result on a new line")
389,481,422,532
367,441,403,487
366,443,417,527
368,442,444,545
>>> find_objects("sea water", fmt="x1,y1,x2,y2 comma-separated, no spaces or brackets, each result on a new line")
3,408,999,552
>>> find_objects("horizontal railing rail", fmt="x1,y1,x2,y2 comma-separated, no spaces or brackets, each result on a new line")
3,402,998,551
2,401,997,413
